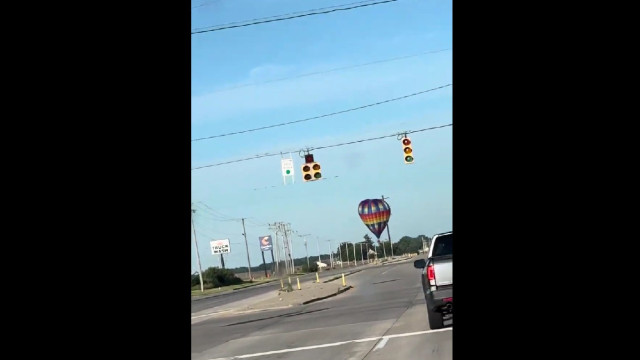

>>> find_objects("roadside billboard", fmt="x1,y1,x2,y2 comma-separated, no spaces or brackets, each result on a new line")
258,235,272,251
210,239,230,254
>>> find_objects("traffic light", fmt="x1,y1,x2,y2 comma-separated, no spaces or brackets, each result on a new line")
402,136,414,164
301,153,322,182
302,162,322,182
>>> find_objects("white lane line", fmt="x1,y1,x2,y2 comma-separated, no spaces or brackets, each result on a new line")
386,328,452,338
373,337,389,351
208,328,452,359
192,310,234,319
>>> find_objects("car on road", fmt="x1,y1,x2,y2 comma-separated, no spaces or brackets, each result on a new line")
414,231,452,329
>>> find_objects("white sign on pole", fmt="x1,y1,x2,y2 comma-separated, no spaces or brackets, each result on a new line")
281,158,294,177
210,239,231,254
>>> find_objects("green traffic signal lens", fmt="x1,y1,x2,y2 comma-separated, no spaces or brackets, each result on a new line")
314,173,322,179
286,170,291,174
405,156,414,162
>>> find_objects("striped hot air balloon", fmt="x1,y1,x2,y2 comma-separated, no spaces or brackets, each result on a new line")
358,199,391,240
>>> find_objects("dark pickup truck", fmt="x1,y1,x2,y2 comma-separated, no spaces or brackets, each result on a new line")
414,231,452,329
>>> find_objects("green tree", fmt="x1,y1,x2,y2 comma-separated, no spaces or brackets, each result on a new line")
302,262,318,272
191,273,200,287
202,266,243,288
362,234,374,259
363,234,373,245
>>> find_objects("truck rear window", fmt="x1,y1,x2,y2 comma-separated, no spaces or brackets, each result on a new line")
432,234,452,257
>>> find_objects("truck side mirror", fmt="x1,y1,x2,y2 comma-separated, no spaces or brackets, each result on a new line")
413,259,426,269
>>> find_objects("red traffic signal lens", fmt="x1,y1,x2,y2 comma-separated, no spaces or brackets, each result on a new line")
402,138,411,145
312,164,321,170
304,154,314,163
303,165,311,172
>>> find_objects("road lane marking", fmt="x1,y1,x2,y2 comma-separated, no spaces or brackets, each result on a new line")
374,328,452,351
207,328,452,359
373,337,389,350
192,310,234,319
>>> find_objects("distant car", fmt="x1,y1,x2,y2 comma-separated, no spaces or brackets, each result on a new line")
414,231,452,329
316,261,327,268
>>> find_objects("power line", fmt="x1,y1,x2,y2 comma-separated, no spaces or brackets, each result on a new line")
194,201,242,221
193,205,232,221
191,0,398,34
192,0,383,30
208,48,451,94
193,202,271,228
192,123,452,170
192,84,452,142
314,124,451,151
252,176,340,191
191,0,216,10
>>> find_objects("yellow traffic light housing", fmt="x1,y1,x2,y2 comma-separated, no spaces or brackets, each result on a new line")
402,137,414,164
301,153,322,182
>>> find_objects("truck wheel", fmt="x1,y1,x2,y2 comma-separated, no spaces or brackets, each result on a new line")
428,308,443,330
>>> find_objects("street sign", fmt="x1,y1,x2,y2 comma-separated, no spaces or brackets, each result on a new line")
210,239,231,254
281,158,294,177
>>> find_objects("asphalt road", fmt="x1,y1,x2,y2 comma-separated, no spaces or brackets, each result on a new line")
191,258,452,360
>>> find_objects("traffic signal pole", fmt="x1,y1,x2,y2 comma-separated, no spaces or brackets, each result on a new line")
382,195,394,258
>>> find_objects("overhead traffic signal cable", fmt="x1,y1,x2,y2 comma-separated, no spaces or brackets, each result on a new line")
191,123,452,170
191,84,452,142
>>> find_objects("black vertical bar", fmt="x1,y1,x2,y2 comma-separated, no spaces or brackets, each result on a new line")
261,250,268,277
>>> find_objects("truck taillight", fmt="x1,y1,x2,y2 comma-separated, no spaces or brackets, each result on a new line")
427,264,436,286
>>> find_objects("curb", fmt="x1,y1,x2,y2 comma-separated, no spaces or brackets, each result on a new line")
302,285,353,305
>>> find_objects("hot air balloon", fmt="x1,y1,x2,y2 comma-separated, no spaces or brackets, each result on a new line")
358,199,391,240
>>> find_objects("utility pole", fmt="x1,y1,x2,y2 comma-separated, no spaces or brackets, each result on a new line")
316,236,322,268
353,242,357,266
276,222,289,275
298,233,310,269
304,238,309,269
277,226,288,275
382,195,394,258
191,208,204,293
338,243,343,268
373,242,378,264
281,223,292,274
241,218,252,281
286,223,294,273
268,223,280,275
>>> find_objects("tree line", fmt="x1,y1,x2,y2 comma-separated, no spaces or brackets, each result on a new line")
193,234,431,278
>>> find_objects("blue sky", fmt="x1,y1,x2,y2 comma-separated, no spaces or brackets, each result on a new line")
191,0,452,272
